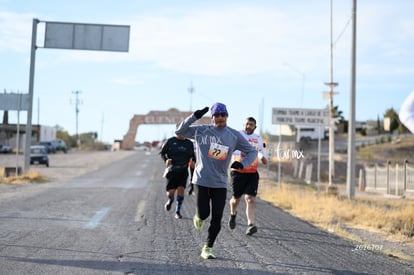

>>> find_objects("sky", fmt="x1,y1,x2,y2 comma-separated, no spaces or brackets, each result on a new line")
1,0,414,144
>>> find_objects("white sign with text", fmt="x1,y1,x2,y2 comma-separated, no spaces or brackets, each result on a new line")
272,108,330,126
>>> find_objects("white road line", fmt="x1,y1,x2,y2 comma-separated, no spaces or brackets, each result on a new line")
84,207,110,229
135,200,146,222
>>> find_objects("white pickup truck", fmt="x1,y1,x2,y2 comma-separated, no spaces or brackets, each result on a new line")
296,126,328,142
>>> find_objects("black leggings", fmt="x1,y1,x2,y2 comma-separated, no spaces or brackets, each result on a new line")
195,185,227,248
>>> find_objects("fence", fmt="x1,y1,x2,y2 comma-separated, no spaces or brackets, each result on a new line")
362,161,414,196
261,157,314,186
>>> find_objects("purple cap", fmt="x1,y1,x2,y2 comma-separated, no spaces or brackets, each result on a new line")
210,102,228,117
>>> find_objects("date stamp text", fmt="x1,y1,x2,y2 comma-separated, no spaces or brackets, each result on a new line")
352,244,383,251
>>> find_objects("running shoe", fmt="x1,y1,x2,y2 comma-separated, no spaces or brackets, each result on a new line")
228,213,237,229
246,224,257,236
200,245,216,259
193,214,204,230
175,212,183,219
164,200,172,211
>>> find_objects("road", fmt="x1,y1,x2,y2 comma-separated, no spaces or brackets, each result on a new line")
0,150,413,274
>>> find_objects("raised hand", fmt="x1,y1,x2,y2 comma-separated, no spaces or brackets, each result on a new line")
194,107,209,119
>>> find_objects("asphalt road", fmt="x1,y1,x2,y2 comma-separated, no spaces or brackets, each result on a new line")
0,150,413,274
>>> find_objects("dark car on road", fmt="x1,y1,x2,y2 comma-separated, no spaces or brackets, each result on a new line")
0,144,12,153
38,141,56,154
30,145,49,167
51,139,67,153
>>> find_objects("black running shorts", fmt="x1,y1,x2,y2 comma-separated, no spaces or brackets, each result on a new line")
230,170,259,198
166,168,189,191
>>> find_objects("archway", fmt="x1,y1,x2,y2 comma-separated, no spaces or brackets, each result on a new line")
121,108,211,150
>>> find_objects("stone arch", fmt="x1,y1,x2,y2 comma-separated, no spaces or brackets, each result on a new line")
121,108,211,150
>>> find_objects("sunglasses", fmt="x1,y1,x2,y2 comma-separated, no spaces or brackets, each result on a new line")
213,113,227,117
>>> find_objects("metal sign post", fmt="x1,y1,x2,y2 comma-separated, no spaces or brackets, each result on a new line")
20,18,130,172
24,18,39,172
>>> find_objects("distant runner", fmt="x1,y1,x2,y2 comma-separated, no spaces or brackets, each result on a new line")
160,135,195,219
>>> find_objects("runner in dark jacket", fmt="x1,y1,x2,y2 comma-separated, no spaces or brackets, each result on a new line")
160,135,195,219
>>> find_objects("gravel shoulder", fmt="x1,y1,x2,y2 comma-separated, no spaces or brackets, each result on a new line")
0,150,136,182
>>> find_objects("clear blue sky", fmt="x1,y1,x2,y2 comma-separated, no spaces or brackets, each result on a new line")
1,0,413,143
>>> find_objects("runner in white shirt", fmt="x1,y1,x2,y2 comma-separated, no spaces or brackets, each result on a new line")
229,117,268,236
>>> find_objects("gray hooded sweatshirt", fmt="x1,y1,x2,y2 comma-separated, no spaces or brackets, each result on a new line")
175,114,258,189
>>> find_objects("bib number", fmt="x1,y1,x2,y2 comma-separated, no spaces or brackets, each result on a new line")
208,143,229,160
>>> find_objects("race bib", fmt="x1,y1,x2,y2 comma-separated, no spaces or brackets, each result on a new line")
208,143,229,160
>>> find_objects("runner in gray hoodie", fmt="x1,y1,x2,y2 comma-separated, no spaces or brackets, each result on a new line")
175,102,257,259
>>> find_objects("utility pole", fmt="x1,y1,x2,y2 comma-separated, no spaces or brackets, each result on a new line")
188,82,194,111
100,113,104,142
71,90,82,148
37,96,40,125
324,0,339,187
347,0,357,199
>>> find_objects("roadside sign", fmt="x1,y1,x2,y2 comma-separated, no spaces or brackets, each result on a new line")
44,21,130,52
0,94,30,110
19,18,131,173
272,107,330,126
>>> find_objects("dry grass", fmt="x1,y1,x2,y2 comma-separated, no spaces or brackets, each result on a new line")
0,169,47,184
258,134,414,246
258,180,414,243
357,135,414,163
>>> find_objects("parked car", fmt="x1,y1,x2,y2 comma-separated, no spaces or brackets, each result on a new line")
38,141,56,154
0,144,12,153
51,139,67,153
30,145,49,167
